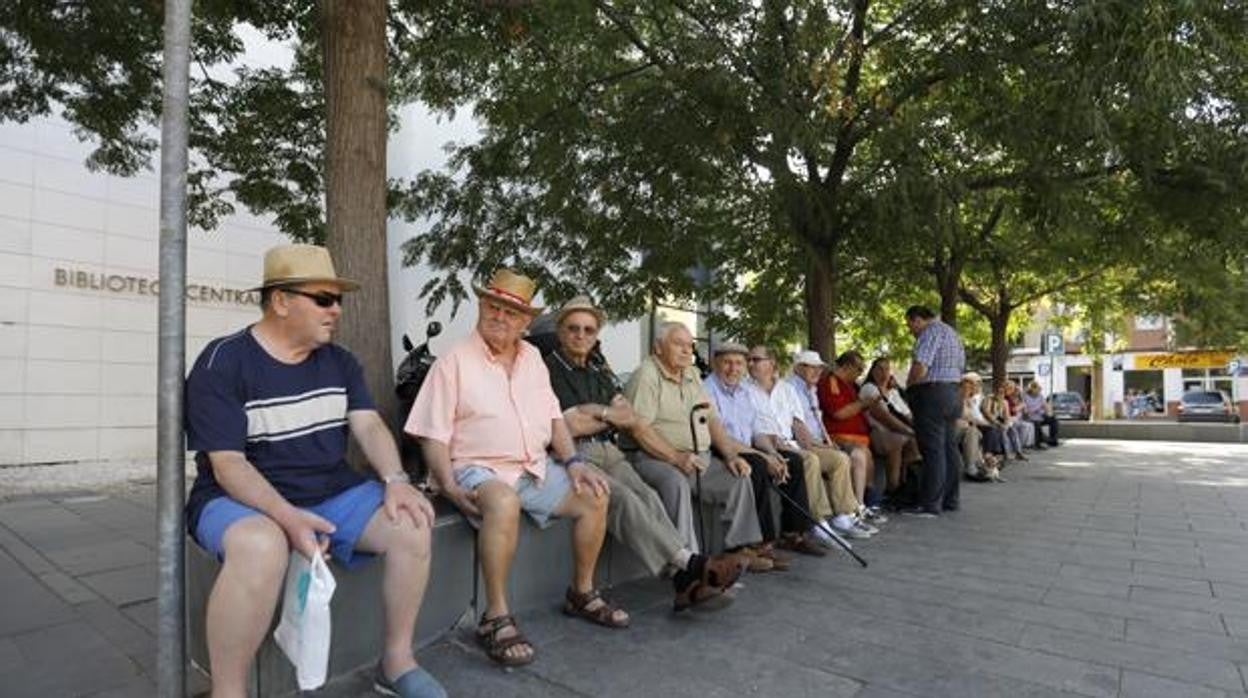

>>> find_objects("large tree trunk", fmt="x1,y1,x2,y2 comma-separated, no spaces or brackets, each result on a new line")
989,308,1010,385
936,259,962,329
322,0,395,432
805,251,838,360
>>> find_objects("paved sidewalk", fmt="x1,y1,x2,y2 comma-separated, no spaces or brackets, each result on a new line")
2,440,1248,697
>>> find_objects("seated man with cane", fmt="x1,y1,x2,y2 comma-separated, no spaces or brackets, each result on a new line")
545,296,746,610
406,270,628,668
621,322,776,571
185,244,444,698
704,343,827,558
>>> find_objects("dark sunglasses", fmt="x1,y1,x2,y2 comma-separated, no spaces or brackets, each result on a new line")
747,356,769,363
283,288,342,308
562,324,599,336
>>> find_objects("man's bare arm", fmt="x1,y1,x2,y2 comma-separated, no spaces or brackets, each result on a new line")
549,417,577,462
906,360,927,388
347,410,404,479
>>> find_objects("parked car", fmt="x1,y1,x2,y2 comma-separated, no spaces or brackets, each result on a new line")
1177,390,1240,423
1048,391,1090,420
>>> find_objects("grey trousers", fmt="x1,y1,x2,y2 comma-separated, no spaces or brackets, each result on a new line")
628,450,763,551
579,441,684,576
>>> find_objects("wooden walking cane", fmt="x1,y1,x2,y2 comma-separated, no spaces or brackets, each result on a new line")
688,403,710,548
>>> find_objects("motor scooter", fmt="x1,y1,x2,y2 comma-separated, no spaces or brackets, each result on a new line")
394,321,442,478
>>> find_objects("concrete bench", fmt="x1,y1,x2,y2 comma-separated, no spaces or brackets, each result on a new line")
187,497,655,696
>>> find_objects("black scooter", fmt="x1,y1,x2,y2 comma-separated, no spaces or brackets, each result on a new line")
394,321,442,478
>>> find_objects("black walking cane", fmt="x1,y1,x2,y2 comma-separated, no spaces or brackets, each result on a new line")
688,402,711,548
764,469,869,568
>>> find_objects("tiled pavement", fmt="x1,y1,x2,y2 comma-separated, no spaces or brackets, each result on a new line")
2,439,1248,697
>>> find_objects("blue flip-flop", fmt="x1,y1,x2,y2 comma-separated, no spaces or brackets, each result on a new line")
373,661,447,698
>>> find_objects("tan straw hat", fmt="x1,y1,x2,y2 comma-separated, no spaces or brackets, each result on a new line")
473,269,543,316
252,244,359,292
555,295,606,328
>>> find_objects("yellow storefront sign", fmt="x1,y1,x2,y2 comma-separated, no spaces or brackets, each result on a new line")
1134,351,1235,370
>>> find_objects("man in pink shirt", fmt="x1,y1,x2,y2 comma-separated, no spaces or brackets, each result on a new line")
405,270,627,668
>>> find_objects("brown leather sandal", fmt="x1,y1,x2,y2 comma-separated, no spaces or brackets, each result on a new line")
476,613,535,667
562,588,630,628
673,580,731,613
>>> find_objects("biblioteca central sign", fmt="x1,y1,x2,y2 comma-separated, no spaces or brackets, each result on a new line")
53,268,259,307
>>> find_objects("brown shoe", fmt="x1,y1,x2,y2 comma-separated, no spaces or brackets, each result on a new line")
734,546,776,572
702,552,748,589
755,543,791,571
777,533,828,558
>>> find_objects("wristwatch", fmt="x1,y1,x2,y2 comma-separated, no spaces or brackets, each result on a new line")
381,472,411,485
563,453,587,468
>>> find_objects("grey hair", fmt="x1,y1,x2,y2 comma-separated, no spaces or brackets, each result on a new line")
653,321,691,348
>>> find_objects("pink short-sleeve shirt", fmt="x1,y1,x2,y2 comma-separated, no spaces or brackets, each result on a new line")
404,330,563,486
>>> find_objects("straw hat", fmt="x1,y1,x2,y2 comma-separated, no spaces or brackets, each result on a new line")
473,269,543,316
961,371,983,383
555,295,606,328
252,244,359,292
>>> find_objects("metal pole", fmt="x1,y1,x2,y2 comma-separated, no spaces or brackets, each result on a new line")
156,0,192,695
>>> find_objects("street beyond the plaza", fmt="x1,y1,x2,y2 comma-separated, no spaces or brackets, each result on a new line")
1,439,1247,697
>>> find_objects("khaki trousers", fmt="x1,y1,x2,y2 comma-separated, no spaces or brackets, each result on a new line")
580,441,684,576
805,444,859,516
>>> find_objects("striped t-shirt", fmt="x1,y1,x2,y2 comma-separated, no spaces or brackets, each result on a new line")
184,326,372,532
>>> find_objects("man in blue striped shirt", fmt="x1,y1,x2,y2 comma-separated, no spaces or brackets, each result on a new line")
903,305,967,517
185,245,444,697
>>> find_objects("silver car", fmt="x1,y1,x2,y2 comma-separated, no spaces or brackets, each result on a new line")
1177,390,1240,424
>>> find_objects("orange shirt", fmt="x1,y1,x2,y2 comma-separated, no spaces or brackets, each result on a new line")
405,330,563,486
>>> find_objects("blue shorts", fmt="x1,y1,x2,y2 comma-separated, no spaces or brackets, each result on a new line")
193,480,384,569
453,459,570,529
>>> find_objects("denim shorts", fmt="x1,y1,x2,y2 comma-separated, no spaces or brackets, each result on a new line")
453,459,570,529
193,480,383,570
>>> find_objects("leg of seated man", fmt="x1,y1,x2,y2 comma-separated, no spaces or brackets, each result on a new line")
354,499,433,683
775,450,812,536
870,426,906,492
798,450,832,520
586,443,683,576
809,445,859,515
203,513,290,698
698,455,763,550
627,452,699,553
548,464,627,627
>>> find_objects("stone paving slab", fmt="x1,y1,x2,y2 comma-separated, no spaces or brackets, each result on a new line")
2,439,1248,697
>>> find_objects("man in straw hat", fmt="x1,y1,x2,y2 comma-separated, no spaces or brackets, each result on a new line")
545,296,748,611
185,244,445,697
406,270,628,668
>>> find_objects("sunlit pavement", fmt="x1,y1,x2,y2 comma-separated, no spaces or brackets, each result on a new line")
2,440,1247,697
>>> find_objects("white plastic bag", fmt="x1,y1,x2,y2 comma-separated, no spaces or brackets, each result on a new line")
273,550,337,690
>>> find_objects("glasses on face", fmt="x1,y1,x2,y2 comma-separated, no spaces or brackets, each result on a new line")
562,324,599,337
283,288,342,308
747,356,769,363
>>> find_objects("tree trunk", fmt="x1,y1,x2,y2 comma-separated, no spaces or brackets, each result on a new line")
322,0,395,432
805,251,838,360
937,263,961,329
989,309,1010,385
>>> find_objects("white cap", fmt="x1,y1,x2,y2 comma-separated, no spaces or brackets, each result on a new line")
793,350,826,367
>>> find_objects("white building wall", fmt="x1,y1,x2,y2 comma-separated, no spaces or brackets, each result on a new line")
0,117,283,465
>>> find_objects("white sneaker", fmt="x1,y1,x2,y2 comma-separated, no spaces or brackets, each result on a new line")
852,514,879,535
830,514,872,539
861,506,889,525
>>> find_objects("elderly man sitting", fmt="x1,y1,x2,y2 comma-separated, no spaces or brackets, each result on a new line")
748,346,873,540
545,296,745,611
788,351,875,536
704,343,826,558
622,322,777,571
406,270,627,668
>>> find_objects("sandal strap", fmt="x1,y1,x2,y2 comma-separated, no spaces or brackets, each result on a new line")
477,613,517,635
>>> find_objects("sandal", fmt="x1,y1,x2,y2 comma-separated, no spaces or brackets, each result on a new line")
673,580,732,613
476,613,535,667
756,543,792,571
562,587,630,628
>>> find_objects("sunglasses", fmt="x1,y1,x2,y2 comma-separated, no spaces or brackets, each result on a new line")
283,288,343,308
562,323,599,336
747,356,770,363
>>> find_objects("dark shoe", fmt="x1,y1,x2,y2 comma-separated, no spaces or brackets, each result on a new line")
777,533,827,557
673,579,733,613
700,552,748,589
900,506,939,519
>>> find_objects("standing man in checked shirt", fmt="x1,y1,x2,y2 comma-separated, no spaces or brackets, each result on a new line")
903,305,967,517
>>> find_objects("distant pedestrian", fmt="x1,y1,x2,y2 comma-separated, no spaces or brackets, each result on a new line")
903,306,966,517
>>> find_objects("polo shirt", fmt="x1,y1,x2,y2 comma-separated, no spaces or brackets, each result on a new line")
621,355,716,452
544,348,620,411
184,327,372,532
405,330,563,486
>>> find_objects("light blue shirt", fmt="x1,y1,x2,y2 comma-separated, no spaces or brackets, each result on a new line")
703,374,774,445
787,373,829,442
